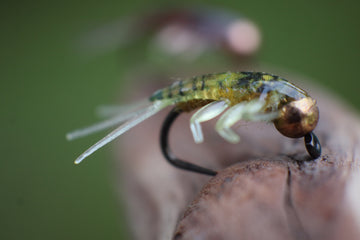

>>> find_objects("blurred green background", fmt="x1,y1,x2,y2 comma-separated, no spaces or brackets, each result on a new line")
1,0,359,239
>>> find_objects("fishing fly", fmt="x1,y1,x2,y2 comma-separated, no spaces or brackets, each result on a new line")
67,71,321,176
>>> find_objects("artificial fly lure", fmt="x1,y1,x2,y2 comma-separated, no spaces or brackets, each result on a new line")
67,71,321,176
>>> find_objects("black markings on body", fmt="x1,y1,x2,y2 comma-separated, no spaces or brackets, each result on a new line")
178,80,184,96
256,82,266,93
218,81,225,89
236,74,252,88
167,85,173,98
192,78,197,91
149,89,163,101
253,72,263,81
241,71,253,75
201,75,205,91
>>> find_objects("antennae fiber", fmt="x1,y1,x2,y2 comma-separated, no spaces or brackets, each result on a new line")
66,99,150,140
66,110,142,140
73,101,168,164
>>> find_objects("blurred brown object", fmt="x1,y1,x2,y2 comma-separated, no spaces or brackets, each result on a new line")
80,6,261,60
115,73,360,240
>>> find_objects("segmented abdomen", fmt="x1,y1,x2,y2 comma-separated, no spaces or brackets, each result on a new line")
149,72,308,109
150,74,210,102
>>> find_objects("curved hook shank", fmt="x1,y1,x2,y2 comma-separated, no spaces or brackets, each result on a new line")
160,108,217,176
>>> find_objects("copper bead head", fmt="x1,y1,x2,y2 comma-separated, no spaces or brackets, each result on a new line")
274,97,319,138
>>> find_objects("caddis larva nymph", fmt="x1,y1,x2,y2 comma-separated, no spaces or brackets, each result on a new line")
67,71,321,176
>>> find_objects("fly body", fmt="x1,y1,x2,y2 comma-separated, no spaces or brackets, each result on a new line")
67,71,321,173
150,72,308,111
